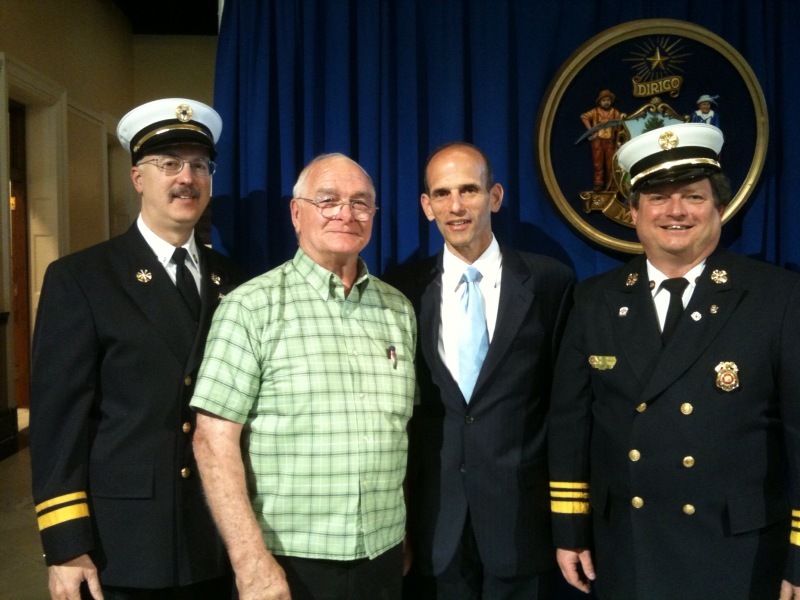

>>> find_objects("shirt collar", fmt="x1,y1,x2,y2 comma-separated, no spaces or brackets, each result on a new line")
646,259,707,296
137,214,200,270
442,235,501,292
292,248,370,301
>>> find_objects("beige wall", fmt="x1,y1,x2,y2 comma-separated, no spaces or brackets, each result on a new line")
0,0,134,118
134,35,218,107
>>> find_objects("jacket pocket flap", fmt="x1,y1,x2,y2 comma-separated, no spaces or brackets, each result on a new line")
727,489,788,535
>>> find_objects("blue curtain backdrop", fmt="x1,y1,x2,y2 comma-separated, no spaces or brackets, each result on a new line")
210,0,800,282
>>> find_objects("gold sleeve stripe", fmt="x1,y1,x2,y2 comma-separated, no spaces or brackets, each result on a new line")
793,509,800,518
551,500,591,514
792,519,800,530
549,481,589,490
35,491,88,513
791,530,800,547
551,490,590,499
37,504,90,531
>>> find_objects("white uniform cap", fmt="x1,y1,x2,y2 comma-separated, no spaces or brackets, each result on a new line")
616,123,724,191
116,98,222,163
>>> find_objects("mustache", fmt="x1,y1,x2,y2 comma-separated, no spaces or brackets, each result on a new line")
170,186,199,199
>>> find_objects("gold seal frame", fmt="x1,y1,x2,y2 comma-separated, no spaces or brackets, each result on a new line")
536,19,769,254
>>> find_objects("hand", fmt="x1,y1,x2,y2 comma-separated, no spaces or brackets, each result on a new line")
48,554,103,600
235,553,291,600
556,547,595,594
780,579,800,600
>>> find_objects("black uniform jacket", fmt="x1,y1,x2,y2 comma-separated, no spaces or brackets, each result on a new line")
29,223,243,588
386,246,575,578
548,249,800,599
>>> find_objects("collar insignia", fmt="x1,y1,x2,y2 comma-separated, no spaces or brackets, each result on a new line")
710,269,728,284
136,269,153,283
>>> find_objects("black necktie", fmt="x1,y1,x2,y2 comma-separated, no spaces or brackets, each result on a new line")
172,247,200,320
660,277,689,345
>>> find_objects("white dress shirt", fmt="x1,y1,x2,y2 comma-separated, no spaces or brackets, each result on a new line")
439,236,502,383
647,259,706,332
137,214,201,292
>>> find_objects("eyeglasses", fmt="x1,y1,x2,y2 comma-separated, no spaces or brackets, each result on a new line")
137,156,217,177
296,195,379,221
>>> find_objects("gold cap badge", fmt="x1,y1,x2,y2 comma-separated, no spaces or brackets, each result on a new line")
176,103,193,122
658,130,679,150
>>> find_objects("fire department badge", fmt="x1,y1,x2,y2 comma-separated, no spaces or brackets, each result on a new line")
715,361,740,392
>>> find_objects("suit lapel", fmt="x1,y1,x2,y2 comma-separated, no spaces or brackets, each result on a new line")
419,251,466,404
608,256,663,385
114,225,197,364
640,251,744,402
472,247,534,397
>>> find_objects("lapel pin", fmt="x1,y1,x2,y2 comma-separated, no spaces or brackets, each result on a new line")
589,355,617,370
715,361,740,392
691,311,701,321
711,269,728,284
619,307,629,317
710,305,719,314
626,273,638,286
136,269,153,283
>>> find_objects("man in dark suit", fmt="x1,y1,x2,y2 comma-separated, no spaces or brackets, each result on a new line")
29,98,242,600
385,142,575,599
549,123,800,599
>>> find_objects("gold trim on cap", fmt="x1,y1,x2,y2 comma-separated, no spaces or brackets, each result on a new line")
630,157,720,188
132,124,211,154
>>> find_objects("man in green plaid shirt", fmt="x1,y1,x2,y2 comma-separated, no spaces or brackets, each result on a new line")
191,153,417,600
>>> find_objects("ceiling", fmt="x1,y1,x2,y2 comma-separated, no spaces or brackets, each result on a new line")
112,0,219,35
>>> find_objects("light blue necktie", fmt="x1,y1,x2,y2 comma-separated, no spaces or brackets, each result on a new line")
458,266,489,401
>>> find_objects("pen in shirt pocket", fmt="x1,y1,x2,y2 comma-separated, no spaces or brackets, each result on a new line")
387,345,397,369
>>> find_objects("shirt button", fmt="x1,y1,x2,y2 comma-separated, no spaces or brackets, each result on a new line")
631,496,644,509
628,449,641,462
180,467,191,479
636,402,648,413
459,464,467,473
682,456,695,468
681,403,693,415
683,504,696,515
184,375,192,387
465,416,474,424
182,422,192,433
